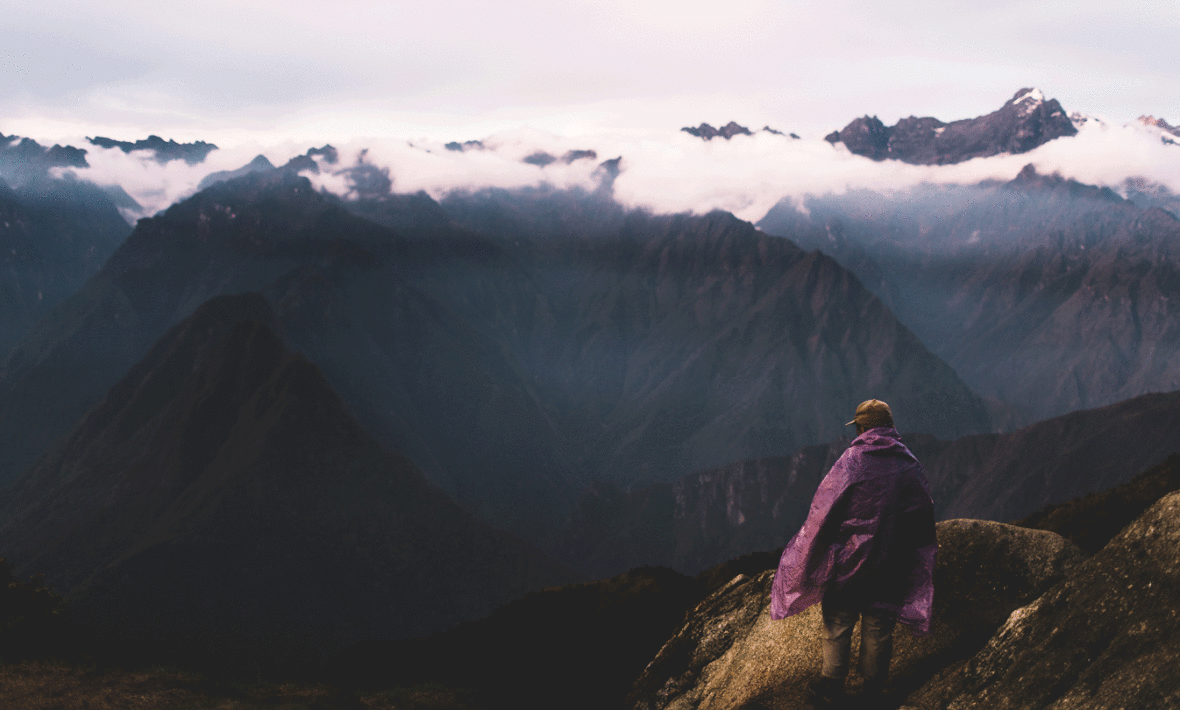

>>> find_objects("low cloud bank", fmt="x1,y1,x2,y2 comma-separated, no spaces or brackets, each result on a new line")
37,116,1180,225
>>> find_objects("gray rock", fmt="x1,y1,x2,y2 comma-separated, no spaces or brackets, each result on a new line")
911,491,1180,709
627,520,1081,710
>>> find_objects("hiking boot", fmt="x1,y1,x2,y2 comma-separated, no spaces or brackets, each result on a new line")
807,675,846,708
859,677,887,710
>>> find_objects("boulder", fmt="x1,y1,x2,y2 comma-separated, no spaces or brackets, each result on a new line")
909,491,1180,709
627,520,1081,710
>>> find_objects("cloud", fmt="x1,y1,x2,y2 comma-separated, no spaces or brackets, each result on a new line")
37,113,1180,227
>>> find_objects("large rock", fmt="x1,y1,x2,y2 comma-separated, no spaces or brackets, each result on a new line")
909,491,1180,709
627,520,1081,710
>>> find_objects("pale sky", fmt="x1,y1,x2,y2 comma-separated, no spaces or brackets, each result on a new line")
2,0,1178,145
3,1,1178,225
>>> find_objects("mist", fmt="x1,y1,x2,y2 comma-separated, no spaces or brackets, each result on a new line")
23,113,1180,227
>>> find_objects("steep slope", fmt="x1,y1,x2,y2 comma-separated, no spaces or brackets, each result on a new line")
0,293,579,675
0,170,576,545
926,390,1180,524
824,88,1077,164
439,188,993,486
759,166,1180,422
1014,452,1180,554
0,177,131,355
0,169,997,556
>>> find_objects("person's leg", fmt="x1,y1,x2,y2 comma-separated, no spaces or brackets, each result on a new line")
859,608,897,693
820,600,859,680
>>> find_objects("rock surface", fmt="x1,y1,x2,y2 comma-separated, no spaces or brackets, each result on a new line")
910,492,1180,709
627,520,1081,710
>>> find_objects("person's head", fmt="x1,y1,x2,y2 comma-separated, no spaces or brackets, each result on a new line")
846,399,893,435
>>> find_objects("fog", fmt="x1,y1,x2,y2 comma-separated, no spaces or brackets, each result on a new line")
28,114,1180,226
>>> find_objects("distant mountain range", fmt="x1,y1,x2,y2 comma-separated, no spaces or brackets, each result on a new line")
555,386,1180,578
759,164,1180,423
823,87,1078,164
86,135,218,165
0,168,993,558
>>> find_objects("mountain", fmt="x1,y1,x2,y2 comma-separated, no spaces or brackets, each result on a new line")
553,443,852,578
0,293,579,676
436,187,992,489
562,387,1180,579
824,88,1077,164
927,390,1180,524
196,154,275,190
681,122,797,140
0,167,998,561
1139,115,1180,143
0,176,132,356
681,122,753,140
87,135,218,165
758,165,1180,423
0,169,577,546
1015,452,1180,555
0,132,89,186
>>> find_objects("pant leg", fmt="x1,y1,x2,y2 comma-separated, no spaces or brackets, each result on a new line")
820,600,860,680
858,608,897,686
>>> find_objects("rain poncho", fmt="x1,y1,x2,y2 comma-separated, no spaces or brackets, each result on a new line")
770,427,938,634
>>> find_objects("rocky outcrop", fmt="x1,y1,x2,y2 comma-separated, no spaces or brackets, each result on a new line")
628,520,1081,710
682,123,793,141
910,492,1180,709
825,88,1077,165
1139,115,1180,137
682,122,755,141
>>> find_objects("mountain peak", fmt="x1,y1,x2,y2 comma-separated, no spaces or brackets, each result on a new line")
1010,87,1045,105
826,88,1077,165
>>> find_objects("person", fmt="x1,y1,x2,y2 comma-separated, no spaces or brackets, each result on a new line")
770,399,938,708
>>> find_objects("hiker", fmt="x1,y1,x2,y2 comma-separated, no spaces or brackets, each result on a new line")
770,399,938,707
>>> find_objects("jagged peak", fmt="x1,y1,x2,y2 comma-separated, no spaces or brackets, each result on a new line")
1010,87,1045,105
1138,115,1180,137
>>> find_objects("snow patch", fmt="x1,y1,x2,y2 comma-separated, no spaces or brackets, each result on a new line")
1013,88,1045,105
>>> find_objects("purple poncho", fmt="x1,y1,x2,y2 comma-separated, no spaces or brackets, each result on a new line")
770,427,938,634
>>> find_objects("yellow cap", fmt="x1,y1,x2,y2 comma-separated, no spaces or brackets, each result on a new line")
846,399,893,428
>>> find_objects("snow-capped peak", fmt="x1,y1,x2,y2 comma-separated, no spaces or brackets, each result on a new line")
1012,88,1045,105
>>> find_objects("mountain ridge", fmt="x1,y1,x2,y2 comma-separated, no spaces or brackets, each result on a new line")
824,87,1077,164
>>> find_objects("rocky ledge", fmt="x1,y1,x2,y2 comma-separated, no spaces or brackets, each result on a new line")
627,520,1083,710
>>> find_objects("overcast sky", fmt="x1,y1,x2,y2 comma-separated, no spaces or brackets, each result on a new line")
2,0,1178,145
